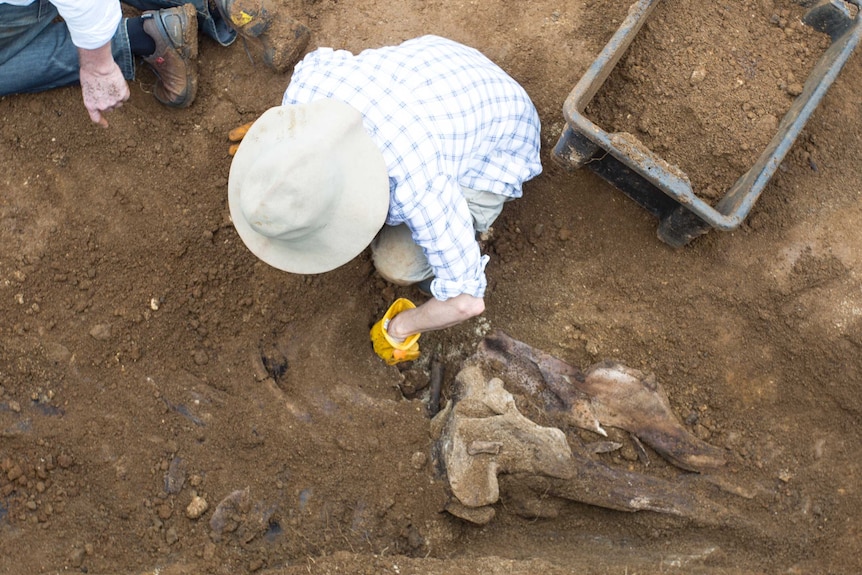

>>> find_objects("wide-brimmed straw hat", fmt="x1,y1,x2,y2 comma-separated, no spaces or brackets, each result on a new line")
228,99,390,274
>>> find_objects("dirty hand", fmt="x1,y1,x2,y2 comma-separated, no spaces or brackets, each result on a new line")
370,298,421,365
228,121,255,156
78,47,130,127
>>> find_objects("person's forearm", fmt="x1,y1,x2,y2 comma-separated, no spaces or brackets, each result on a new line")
387,293,485,339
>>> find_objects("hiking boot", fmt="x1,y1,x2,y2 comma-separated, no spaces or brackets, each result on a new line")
212,0,311,73
142,4,199,108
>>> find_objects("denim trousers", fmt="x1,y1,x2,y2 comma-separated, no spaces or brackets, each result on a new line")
0,0,235,96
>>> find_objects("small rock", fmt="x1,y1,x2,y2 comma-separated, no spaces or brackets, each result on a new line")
69,547,85,568
813,438,826,460
756,114,779,133
88,324,112,341
165,527,179,545
43,342,72,364
786,83,804,97
405,524,424,549
157,504,173,520
165,457,187,494
694,424,711,440
690,66,707,85
619,441,639,462
7,465,24,482
186,496,209,519
411,451,428,470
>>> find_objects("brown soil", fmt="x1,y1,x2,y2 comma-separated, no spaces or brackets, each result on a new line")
585,0,833,201
1,0,861,574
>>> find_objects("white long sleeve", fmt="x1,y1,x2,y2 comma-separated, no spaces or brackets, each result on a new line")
1,0,123,49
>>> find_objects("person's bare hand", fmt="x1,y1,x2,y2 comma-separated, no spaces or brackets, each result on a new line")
78,45,130,127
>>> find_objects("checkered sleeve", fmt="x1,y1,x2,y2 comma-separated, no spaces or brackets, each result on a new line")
391,172,488,300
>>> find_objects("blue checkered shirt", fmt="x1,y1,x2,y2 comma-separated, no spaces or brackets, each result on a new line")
282,35,542,299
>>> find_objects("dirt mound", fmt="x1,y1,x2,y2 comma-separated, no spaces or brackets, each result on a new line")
1,0,861,573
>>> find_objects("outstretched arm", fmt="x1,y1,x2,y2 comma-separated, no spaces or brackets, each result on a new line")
386,293,485,340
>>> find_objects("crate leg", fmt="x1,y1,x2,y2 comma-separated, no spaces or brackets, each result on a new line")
657,206,712,248
553,125,600,170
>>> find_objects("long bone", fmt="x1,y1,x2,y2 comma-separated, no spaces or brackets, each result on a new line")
475,330,727,472
434,363,739,527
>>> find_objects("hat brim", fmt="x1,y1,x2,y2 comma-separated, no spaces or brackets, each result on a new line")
228,101,390,274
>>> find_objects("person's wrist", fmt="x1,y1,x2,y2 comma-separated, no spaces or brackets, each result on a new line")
80,60,119,77
78,45,118,76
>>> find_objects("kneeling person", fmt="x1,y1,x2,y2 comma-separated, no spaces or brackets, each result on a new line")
228,35,542,364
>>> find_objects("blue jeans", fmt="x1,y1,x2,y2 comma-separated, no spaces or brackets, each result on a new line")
0,0,236,96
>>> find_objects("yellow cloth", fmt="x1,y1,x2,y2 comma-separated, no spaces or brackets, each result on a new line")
370,298,421,365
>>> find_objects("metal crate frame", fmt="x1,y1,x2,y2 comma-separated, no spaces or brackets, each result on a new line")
553,0,862,247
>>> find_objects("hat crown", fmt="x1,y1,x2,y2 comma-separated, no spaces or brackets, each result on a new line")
228,99,390,274
239,151,337,242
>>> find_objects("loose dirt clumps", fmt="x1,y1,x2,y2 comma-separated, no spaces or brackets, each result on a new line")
586,0,832,201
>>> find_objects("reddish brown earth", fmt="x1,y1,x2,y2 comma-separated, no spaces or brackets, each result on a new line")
1,0,861,573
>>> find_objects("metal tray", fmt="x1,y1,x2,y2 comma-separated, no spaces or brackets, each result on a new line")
553,0,862,247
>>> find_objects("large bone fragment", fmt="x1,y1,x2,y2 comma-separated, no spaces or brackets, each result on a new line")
476,330,727,471
437,365,574,508
435,362,738,526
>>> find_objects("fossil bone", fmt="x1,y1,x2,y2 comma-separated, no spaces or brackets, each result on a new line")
475,330,727,471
